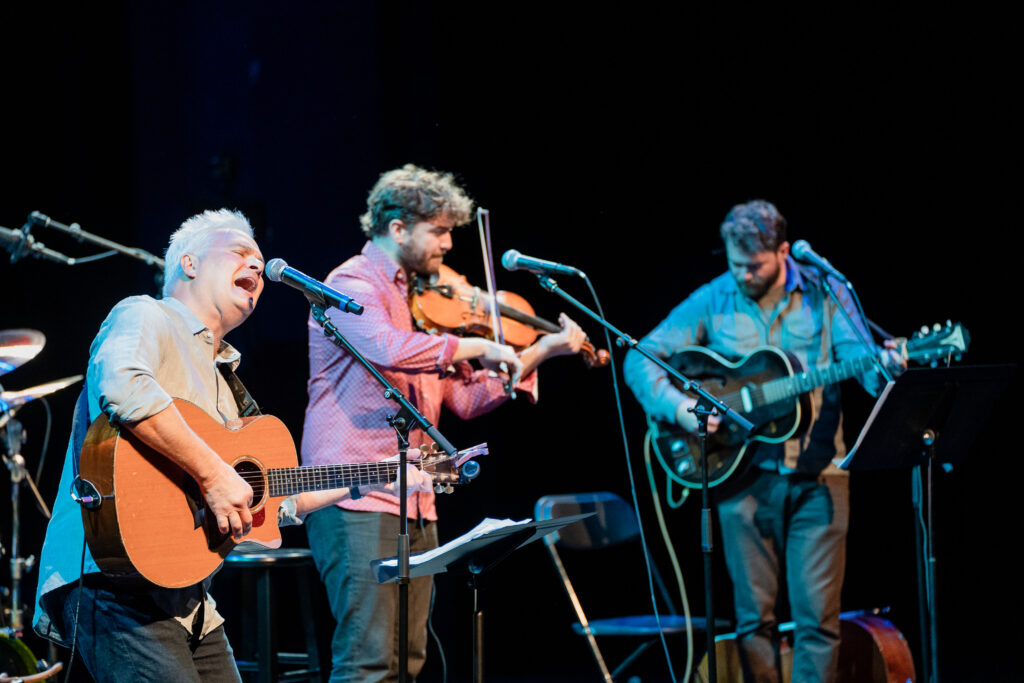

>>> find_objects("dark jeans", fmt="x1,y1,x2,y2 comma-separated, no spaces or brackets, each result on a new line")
305,507,438,683
60,581,241,682
717,470,849,683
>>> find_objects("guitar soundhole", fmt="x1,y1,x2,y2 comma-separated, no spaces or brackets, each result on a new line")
233,459,266,508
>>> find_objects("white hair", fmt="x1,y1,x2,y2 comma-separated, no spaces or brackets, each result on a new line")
163,209,254,296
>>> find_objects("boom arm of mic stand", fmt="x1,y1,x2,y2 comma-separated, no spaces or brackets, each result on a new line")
533,275,754,434
29,212,165,270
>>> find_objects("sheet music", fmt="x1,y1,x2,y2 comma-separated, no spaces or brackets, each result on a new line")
839,379,896,469
377,517,531,568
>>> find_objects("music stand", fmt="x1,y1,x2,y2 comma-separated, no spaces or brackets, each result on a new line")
840,365,1013,683
372,513,593,682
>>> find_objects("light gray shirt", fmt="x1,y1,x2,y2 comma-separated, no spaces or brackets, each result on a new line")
35,295,246,645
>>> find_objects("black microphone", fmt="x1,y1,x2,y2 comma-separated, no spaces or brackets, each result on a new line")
791,240,848,283
501,249,584,278
265,258,364,314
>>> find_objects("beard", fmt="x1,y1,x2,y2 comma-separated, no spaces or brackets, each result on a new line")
399,242,442,276
735,260,782,301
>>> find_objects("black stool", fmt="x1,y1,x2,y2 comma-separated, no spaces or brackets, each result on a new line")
222,548,321,683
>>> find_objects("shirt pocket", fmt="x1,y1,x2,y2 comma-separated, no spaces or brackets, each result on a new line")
710,311,760,352
780,309,823,358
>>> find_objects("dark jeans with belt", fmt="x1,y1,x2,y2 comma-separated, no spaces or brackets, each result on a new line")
717,469,849,683
60,580,241,682
305,507,438,683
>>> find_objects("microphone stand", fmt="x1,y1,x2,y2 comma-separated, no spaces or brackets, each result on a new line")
531,274,754,683
817,273,893,383
307,300,460,683
27,211,165,270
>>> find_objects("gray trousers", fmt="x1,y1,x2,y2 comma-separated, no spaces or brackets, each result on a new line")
306,507,438,683
717,470,849,683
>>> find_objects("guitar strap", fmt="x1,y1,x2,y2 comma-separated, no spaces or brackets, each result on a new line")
70,386,90,479
69,364,260,478
218,363,262,417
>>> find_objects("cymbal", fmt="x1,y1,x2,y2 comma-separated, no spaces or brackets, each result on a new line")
0,329,45,376
0,375,83,412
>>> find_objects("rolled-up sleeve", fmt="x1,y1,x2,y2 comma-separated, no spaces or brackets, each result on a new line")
87,297,174,424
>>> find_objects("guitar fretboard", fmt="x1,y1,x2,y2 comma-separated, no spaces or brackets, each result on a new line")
714,354,879,413
267,461,412,497
759,355,878,406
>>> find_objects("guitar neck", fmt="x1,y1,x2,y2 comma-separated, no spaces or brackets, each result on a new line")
761,354,878,404
267,461,407,497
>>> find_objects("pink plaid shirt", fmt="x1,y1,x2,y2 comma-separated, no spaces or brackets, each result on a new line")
301,240,536,520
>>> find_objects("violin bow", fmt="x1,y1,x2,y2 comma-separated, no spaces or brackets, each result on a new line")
476,207,517,398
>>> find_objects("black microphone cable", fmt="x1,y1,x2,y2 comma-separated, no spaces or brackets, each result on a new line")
579,273,686,683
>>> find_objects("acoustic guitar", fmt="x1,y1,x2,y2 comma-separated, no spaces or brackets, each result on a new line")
77,399,482,588
647,322,969,489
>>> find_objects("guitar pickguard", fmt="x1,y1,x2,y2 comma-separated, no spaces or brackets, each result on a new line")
650,346,808,488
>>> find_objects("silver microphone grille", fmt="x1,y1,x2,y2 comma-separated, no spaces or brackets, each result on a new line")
265,258,288,282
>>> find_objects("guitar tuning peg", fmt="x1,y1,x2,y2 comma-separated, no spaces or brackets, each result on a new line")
946,319,952,327
444,485,454,494
920,325,929,335
434,484,445,494
429,442,439,454
933,322,942,332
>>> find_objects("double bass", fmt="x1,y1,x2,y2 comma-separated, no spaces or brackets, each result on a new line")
697,609,916,682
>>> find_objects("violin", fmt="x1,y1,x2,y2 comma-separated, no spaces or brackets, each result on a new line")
409,264,610,369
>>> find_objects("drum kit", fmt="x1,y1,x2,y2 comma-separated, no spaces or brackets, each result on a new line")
1,329,77,682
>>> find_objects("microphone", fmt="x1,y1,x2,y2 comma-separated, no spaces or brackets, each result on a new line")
265,258,364,314
501,249,584,278
1,225,73,264
791,240,848,283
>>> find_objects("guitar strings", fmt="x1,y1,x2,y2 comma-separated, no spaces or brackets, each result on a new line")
229,460,444,493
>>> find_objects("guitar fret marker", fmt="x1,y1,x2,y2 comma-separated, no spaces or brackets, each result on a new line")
739,386,753,413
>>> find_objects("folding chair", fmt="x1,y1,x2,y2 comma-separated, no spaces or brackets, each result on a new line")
535,491,715,682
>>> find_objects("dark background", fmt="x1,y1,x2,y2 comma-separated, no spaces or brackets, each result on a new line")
2,3,1019,681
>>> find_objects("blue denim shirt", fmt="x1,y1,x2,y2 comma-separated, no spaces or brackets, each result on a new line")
624,256,883,473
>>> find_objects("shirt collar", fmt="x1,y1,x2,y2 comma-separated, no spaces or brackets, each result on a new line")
362,240,406,286
160,296,241,365
161,295,207,335
784,254,806,292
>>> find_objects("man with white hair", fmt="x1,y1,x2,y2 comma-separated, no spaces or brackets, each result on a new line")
33,209,430,682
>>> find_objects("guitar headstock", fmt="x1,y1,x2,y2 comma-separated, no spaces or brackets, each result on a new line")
904,321,970,367
418,442,486,494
